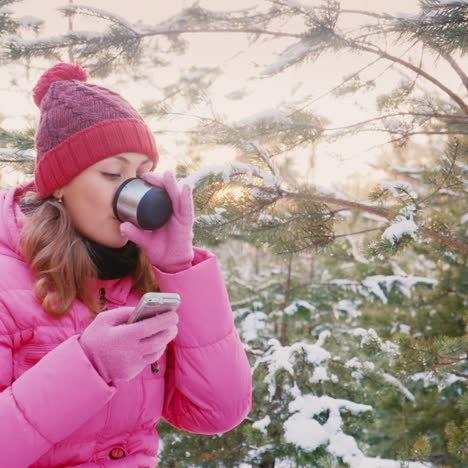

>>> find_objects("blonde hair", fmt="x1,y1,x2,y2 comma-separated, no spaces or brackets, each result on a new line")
18,189,158,318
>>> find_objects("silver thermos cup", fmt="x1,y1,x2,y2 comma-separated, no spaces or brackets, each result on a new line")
113,177,173,230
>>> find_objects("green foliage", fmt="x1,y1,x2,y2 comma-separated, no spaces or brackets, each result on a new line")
398,1,468,54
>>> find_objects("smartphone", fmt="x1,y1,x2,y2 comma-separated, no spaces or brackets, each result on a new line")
127,292,181,324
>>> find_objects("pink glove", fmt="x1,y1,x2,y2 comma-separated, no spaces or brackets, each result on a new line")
120,170,195,273
79,306,178,385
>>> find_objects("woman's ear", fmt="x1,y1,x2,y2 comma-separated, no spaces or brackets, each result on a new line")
52,189,64,200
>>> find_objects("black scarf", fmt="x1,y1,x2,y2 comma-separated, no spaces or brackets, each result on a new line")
84,238,139,280
18,197,138,280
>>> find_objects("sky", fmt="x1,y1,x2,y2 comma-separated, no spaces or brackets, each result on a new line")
1,0,466,192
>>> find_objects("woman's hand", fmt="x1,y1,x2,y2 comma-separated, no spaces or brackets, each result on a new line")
119,170,194,273
80,307,179,385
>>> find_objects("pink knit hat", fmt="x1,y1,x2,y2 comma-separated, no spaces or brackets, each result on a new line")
32,62,159,197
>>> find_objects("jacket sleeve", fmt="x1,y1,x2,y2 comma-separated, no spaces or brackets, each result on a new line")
153,247,252,435
0,308,117,467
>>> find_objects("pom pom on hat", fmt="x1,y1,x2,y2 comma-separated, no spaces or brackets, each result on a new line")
33,62,89,108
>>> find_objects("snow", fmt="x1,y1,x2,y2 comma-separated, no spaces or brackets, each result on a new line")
399,323,411,334
195,212,226,226
334,299,361,319
283,393,427,466
410,372,438,387
363,213,387,223
397,12,421,20
5,31,108,50
328,432,366,463
345,357,363,369
311,366,329,383
410,371,465,389
283,0,311,10
180,66,215,82
437,0,468,5
253,339,330,398
382,205,418,245
389,260,407,276
383,118,403,132
235,108,293,127
239,311,267,342
392,165,424,174
328,278,362,295
58,4,140,34
362,274,437,304
284,393,372,454
316,330,331,347
382,217,418,244
0,148,35,160
380,180,417,199
252,415,271,434
284,299,316,316
17,16,44,29
348,237,370,264
349,458,429,467
352,328,400,357
284,413,329,450
181,162,280,190
263,38,323,76
381,372,415,402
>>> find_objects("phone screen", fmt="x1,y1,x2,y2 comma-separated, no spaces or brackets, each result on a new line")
127,293,180,324
132,304,172,322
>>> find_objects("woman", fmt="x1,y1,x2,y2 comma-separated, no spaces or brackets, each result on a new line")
0,62,252,467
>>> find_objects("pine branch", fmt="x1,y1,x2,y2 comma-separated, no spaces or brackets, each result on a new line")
381,130,468,147
440,51,468,91
59,4,139,36
346,40,468,114
269,1,398,22
280,188,468,254
323,112,468,133
334,227,383,238
376,129,468,137
415,140,462,208
288,56,383,117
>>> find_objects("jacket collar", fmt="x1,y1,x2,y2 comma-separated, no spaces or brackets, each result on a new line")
0,180,32,260
0,181,134,304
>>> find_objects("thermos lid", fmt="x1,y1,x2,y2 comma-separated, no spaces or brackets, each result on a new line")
113,177,173,230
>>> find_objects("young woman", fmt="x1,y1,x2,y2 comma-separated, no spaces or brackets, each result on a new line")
0,62,252,467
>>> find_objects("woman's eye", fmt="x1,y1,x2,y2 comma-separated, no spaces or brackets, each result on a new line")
101,172,121,179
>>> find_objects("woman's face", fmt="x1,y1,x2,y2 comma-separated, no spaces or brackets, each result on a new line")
54,152,153,248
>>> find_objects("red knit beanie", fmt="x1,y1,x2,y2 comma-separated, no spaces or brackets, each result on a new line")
32,62,159,197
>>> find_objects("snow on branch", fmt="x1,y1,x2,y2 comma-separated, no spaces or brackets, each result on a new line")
262,37,324,76
353,328,400,356
5,31,109,51
181,162,280,190
253,338,330,398
58,4,140,35
0,148,35,160
379,180,418,199
327,272,437,304
362,273,437,303
16,15,44,30
382,204,418,245
284,298,316,316
381,372,416,401
283,390,427,466
284,392,372,452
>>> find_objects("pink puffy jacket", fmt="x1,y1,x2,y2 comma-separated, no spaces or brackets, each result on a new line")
0,182,252,467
